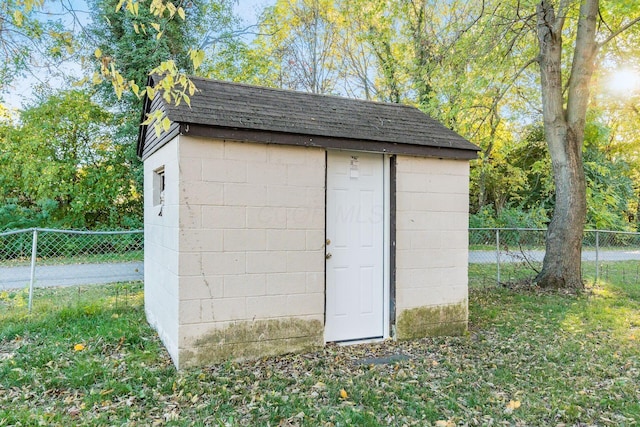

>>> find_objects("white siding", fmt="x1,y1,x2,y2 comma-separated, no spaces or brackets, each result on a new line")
176,137,326,364
395,156,469,327
143,138,180,364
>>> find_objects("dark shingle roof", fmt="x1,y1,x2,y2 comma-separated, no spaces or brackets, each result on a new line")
137,76,479,160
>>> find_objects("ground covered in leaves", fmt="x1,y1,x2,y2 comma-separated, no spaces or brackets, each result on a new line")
1,278,640,426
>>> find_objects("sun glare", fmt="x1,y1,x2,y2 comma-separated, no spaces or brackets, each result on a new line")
607,68,640,95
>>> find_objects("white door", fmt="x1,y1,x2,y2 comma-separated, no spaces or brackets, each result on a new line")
325,151,385,342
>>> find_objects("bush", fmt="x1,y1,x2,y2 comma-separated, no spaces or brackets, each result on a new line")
470,205,549,229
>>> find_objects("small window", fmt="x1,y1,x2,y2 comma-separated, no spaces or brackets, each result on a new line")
153,167,165,215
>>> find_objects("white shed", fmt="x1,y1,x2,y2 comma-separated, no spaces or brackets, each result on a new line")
137,76,479,368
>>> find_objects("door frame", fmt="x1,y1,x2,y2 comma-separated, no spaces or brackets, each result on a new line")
324,150,392,343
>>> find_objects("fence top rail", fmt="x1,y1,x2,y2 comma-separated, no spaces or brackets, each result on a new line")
0,229,32,237
470,227,640,237
3,227,638,237
587,229,640,236
470,228,546,232
0,228,143,237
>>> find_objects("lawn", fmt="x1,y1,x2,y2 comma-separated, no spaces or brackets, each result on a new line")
1,276,640,426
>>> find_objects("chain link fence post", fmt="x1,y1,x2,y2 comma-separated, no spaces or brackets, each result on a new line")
496,228,501,285
1,228,143,312
28,228,38,312
469,227,640,287
595,230,600,283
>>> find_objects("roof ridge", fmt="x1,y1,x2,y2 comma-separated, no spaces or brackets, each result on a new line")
179,75,422,111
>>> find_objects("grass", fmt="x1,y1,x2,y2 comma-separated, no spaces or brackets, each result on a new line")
2,274,640,426
470,259,640,289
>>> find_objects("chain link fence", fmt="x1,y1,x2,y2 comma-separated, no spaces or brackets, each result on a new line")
0,228,143,310
4,227,639,309
469,228,640,287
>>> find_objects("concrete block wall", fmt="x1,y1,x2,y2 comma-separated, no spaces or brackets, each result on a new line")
143,139,180,364
394,156,469,339
175,136,326,367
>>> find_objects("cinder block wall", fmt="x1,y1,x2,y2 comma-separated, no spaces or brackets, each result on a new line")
394,156,469,339
143,139,180,364
176,136,326,367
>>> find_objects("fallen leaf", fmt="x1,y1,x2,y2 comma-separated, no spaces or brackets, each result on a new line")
339,388,348,399
73,343,85,352
505,399,521,414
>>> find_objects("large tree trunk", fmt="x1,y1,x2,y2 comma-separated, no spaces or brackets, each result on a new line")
535,129,587,289
534,0,598,290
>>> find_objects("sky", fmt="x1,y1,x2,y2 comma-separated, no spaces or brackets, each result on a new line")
235,0,272,23
4,0,274,110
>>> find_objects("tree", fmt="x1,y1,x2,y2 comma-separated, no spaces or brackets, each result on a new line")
85,0,204,205
0,0,76,98
257,0,341,94
0,88,141,230
534,0,639,289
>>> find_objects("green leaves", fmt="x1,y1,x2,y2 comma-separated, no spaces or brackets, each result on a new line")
0,88,142,229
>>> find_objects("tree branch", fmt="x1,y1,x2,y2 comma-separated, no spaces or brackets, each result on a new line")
598,16,640,47
468,54,539,142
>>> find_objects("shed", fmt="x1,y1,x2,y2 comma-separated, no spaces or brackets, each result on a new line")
137,75,479,368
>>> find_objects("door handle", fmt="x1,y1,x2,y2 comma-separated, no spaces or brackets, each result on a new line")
325,252,332,260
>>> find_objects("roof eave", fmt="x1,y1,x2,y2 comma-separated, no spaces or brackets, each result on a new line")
181,123,479,160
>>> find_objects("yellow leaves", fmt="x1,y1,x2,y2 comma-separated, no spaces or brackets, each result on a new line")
339,388,348,399
507,399,521,409
141,110,163,126
153,59,178,77
130,80,140,97
13,10,24,26
147,64,196,109
189,49,205,71
128,1,139,16
146,85,156,101
94,48,102,59
504,399,521,414
111,70,126,100
73,343,85,352
114,0,186,41
91,72,102,85
141,110,171,138
104,1,200,107
146,0,186,20
161,117,171,132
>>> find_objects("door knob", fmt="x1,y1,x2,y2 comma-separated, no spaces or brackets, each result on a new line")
325,252,332,260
